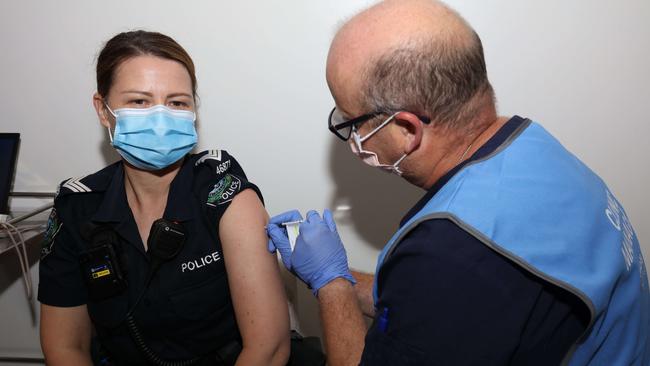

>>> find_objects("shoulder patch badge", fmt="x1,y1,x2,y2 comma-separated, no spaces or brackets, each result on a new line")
207,174,242,207
41,208,62,259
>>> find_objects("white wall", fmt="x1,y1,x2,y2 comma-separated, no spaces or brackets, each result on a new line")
1,0,648,360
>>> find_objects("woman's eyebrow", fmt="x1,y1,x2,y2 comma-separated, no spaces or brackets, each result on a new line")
167,92,193,99
119,91,192,99
121,90,153,96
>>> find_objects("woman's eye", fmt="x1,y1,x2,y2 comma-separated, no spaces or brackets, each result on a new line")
169,101,190,109
129,99,147,106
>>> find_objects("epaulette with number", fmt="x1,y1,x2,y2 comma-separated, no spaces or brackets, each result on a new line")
193,149,234,176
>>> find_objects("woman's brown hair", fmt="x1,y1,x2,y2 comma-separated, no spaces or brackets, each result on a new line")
96,30,197,100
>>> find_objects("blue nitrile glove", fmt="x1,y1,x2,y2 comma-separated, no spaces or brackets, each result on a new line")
268,209,355,296
267,209,303,270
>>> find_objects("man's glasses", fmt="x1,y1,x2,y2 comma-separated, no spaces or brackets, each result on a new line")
328,108,379,141
327,107,431,141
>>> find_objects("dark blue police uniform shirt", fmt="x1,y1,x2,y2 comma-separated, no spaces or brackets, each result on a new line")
361,116,590,366
38,150,261,365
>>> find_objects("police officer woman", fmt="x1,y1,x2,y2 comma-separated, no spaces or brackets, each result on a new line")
38,31,290,365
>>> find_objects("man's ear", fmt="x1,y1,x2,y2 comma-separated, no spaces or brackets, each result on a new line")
92,92,112,128
394,111,424,154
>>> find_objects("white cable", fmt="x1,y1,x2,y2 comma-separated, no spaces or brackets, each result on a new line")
11,223,33,300
16,223,46,233
3,223,32,299
0,222,33,300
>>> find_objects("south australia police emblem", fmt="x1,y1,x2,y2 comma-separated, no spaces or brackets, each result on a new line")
207,174,241,207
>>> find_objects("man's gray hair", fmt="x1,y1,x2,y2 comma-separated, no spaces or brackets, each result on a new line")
362,31,494,128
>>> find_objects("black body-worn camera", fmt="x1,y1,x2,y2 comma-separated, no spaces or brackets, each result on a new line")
79,219,186,302
79,226,127,301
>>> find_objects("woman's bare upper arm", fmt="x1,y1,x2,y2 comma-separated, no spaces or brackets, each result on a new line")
40,303,92,355
219,189,289,347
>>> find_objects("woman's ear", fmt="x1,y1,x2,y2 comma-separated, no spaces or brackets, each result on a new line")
394,111,424,154
92,92,112,128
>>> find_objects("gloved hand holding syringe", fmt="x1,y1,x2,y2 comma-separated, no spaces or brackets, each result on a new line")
266,209,356,296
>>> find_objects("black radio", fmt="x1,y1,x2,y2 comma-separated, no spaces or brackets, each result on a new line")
148,219,185,262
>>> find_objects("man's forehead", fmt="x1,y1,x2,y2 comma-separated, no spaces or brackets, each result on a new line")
325,45,365,113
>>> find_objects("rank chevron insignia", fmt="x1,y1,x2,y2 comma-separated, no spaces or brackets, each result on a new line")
62,176,91,193
195,149,222,166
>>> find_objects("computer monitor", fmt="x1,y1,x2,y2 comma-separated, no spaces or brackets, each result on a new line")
0,133,20,215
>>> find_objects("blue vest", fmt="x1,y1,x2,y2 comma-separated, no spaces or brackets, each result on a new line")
373,120,649,365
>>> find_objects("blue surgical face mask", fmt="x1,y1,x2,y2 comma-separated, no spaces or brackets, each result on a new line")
105,104,198,171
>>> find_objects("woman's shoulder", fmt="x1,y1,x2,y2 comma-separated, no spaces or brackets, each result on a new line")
191,149,239,168
190,149,248,180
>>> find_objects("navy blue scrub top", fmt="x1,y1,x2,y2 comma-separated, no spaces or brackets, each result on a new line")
38,150,262,365
360,116,590,366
